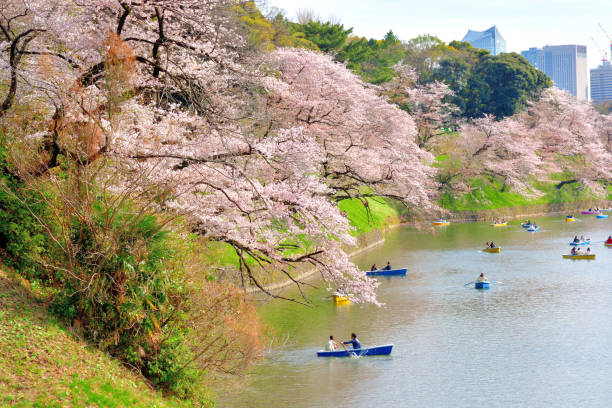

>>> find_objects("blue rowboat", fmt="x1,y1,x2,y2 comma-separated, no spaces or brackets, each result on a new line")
569,240,591,246
316,344,393,357
596,214,609,219
475,281,490,289
366,268,407,276
526,225,540,232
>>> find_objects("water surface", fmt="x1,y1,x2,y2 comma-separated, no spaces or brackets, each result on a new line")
223,216,612,408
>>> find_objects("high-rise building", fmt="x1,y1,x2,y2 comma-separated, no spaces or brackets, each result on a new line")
591,61,612,103
461,26,506,56
520,45,588,100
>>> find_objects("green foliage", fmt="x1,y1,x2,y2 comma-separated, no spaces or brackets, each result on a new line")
0,267,200,408
460,53,551,118
290,20,353,53
338,31,406,83
0,141,49,279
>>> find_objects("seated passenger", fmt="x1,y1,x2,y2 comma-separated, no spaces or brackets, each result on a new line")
382,261,391,270
570,247,577,255
325,335,338,351
477,272,488,282
573,235,580,243
370,264,378,271
489,241,496,248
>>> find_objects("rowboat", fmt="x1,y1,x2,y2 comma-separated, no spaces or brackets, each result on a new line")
475,281,490,289
581,211,601,215
565,217,576,222
562,254,596,260
489,222,507,227
432,219,450,226
483,247,501,253
569,240,591,246
596,214,609,219
366,268,407,276
526,225,539,232
332,293,351,305
317,344,393,357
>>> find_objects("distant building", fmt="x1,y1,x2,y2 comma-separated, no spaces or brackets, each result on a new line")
461,26,506,55
591,61,612,103
520,45,588,100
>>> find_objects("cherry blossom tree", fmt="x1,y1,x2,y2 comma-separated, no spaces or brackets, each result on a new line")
524,88,612,194
383,63,458,149
456,114,543,195
4,1,418,304
267,49,438,211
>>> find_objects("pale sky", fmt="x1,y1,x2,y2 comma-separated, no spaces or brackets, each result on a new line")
267,0,612,69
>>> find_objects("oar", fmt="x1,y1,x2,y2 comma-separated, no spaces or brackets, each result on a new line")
339,341,357,357
464,281,475,286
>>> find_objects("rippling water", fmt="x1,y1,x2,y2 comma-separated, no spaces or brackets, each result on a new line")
222,216,612,408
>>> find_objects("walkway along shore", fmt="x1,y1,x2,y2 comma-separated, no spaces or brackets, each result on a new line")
246,199,612,296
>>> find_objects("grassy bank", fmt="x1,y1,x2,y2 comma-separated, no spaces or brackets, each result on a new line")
441,176,612,213
0,267,199,408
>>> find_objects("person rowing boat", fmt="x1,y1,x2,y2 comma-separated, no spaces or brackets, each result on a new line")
343,333,362,350
477,273,488,283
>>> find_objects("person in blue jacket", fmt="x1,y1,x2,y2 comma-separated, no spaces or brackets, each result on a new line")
382,261,391,270
343,333,361,350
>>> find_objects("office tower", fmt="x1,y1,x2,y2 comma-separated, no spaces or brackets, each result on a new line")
461,26,506,55
520,45,588,100
591,61,612,103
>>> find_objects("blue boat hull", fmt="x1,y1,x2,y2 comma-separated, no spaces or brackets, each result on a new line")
366,268,407,276
317,344,393,357
521,224,531,228
596,215,608,219
527,226,539,232
569,241,591,246
475,281,490,289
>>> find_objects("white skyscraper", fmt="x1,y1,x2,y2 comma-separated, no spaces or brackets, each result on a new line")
520,45,588,100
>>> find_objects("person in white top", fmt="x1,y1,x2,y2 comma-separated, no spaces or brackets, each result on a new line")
477,273,488,282
325,335,338,351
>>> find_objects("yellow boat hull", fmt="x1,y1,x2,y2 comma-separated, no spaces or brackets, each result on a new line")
432,222,450,226
333,295,351,304
483,247,501,253
605,243,612,247
489,223,507,227
562,254,595,260
565,218,576,222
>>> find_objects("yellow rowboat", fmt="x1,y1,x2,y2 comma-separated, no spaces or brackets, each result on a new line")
483,247,501,253
565,217,576,222
562,254,595,260
432,220,450,226
333,294,351,305
489,222,507,227
605,243,612,247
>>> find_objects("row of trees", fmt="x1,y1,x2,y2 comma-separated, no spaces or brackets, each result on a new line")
240,4,551,118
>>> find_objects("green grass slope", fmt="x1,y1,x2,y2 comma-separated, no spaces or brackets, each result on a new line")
440,176,612,212
338,197,400,235
0,268,196,408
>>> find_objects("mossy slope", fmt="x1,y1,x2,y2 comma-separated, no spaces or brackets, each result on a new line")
0,268,194,408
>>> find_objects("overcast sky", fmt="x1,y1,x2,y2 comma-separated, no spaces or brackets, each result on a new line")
266,0,612,69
